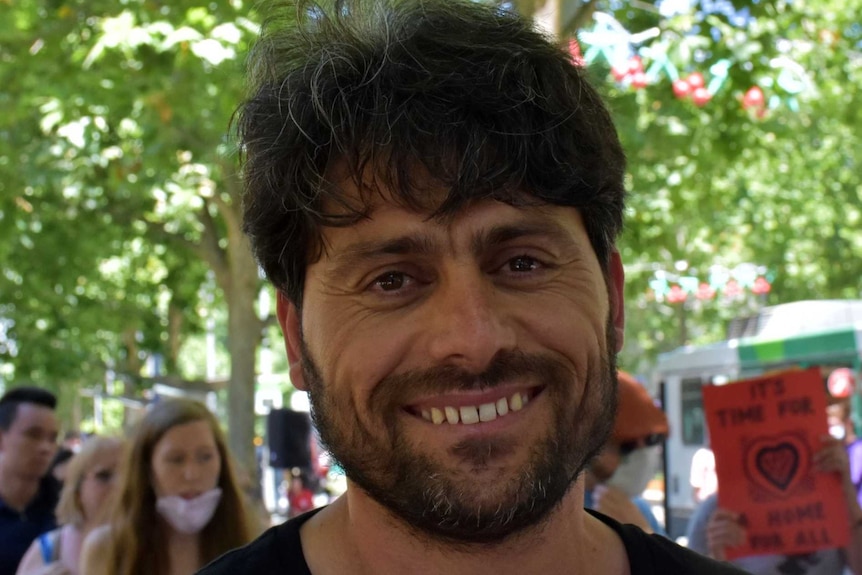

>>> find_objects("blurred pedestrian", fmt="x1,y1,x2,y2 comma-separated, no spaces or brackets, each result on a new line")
586,371,669,535
286,473,314,519
59,433,82,455
690,444,718,504
0,387,60,575
15,436,123,575
80,398,253,575
828,396,862,512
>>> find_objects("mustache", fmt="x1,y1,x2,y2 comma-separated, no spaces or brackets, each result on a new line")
369,349,571,407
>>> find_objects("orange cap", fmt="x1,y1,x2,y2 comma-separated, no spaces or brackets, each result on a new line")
613,371,669,442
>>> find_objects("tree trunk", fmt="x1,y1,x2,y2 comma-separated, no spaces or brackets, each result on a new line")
225,222,263,483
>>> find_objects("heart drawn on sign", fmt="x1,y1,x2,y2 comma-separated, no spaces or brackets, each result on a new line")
743,433,810,498
755,443,799,490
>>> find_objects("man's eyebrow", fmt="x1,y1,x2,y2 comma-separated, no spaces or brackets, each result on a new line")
328,235,437,271
23,425,56,434
471,221,578,255
326,219,579,275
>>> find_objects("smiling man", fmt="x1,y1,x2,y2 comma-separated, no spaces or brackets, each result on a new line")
199,1,747,573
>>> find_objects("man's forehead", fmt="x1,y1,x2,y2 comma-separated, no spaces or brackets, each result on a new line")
13,402,58,429
310,204,592,283
313,162,591,266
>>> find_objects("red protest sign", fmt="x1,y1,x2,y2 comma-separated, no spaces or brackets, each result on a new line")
702,368,849,559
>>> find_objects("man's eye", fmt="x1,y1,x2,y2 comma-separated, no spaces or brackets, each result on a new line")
25,429,49,442
508,256,539,272
373,272,406,291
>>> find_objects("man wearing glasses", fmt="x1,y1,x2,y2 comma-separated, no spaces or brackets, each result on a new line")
586,371,669,535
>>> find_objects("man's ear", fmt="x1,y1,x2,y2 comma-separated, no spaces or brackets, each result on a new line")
608,250,625,353
276,291,308,391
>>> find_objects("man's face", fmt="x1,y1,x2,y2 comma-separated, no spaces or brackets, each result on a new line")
0,403,58,480
278,182,625,544
590,443,623,484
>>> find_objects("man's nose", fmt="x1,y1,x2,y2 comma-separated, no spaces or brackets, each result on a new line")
423,270,516,371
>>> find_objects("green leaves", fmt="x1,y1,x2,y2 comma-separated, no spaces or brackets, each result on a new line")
584,0,862,363
0,0,256,402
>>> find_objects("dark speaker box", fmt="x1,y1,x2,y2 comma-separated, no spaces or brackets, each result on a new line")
266,409,312,469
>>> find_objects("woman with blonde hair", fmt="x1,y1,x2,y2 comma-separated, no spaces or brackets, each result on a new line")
80,398,253,575
15,436,123,575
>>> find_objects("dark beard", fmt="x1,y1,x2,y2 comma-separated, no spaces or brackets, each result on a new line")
300,318,617,545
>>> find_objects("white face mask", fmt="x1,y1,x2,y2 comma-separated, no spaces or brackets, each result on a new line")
606,445,661,497
156,488,222,534
829,424,846,441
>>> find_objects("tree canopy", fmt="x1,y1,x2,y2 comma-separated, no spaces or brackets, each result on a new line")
1,0,860,468
581,0,862,367
1,0,265,470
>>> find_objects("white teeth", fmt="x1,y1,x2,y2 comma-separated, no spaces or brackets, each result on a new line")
510,392,523,411
459,405,480,425
420,391,533,424
445,406,459,424
496,397,509,416
479,402,497,422
431,407,445,425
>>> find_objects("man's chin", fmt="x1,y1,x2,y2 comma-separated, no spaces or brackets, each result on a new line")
403,478,568,546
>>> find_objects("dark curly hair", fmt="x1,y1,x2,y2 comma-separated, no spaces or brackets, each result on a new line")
235,0,627,307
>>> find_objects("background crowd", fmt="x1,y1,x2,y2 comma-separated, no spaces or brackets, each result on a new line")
4,372,858,575
0,387,260,575
3,372,860,575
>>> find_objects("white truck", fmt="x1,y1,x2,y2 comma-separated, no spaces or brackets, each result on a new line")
654,299,862,539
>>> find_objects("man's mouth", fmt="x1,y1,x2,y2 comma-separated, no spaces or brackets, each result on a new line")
414,389,538,425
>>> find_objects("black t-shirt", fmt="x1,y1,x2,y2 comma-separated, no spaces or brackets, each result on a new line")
0,476,59,575
198,507,749,575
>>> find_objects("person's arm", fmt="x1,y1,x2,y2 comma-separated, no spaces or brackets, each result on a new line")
814,435,862,574
690,449,706,503
685,494,745,561
685,495,715,554
78,525,111,575
15,535,71,575
14,538,47,575
703,508,746,562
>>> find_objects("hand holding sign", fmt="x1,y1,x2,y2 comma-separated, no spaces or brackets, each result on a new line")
702,368,850,559
706,508,746,562
814,435,851,477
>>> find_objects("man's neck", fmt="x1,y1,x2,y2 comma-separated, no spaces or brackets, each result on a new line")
0,468,41,512
300,477,629,575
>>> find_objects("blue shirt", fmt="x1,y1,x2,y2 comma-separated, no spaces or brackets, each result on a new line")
0,478,58,575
